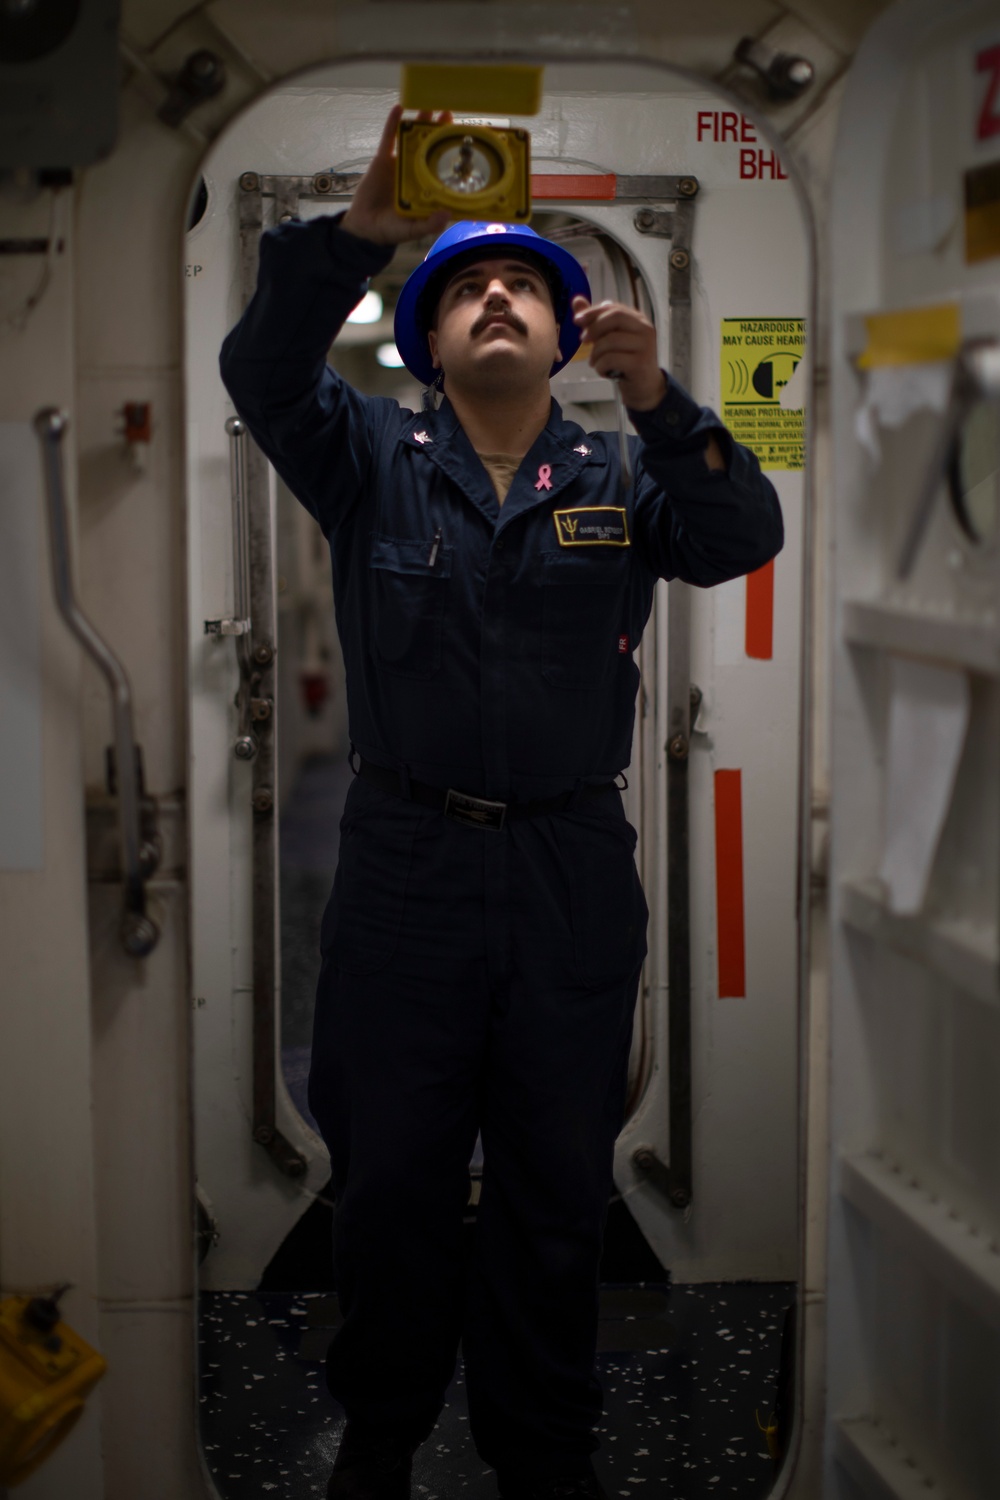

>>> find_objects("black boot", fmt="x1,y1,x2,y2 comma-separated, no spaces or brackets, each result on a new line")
325,1421,418,1500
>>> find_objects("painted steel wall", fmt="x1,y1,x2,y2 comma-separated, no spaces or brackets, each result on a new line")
0,189,106,1500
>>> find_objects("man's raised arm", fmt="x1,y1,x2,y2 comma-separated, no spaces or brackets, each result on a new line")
218,106,450,527
570,290,783,585
627,381,784,586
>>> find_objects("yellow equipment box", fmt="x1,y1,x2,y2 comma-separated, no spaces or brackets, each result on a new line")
400,62,543,116
0,1295,107,1486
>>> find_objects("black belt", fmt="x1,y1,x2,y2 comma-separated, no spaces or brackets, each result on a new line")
353,754,622,832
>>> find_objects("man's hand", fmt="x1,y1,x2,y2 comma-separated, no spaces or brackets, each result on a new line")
572,295,725,470
340,105,453,246
571,296,665,412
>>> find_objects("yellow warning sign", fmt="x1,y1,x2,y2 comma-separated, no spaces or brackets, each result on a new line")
721,318,805,471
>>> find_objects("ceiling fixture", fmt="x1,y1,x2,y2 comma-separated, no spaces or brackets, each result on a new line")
347,290,384,325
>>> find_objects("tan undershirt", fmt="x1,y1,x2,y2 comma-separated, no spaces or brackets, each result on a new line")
477,452,523,507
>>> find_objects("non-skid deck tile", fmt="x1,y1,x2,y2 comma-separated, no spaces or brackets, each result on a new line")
200,1282,793,1500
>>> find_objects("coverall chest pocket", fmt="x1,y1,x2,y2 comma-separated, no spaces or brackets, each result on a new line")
370,534,453,679
540,550,627,691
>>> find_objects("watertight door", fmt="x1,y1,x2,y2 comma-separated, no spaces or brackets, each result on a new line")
185,60,807,1291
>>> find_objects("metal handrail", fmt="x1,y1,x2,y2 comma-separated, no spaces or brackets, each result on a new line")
228,415,258,761
227,415,251,625
33,408,159,958
205,415,258,760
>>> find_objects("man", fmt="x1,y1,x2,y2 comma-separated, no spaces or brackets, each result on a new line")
221,105,782,1500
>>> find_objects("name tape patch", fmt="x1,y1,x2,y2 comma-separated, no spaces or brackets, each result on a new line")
553,507,630,547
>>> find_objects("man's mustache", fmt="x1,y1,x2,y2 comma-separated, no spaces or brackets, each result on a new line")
471,308,528,338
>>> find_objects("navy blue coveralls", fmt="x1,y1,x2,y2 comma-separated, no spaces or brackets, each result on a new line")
220,215,783,1477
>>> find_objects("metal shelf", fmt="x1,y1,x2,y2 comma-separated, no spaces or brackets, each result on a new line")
840,878,1000,1007
839,1151,1000,1334
841,599,1000,676
833,1417,954,1500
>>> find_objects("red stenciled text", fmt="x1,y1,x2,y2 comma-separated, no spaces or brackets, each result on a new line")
697,110,758,144
739,149,788,180
696,111,787,179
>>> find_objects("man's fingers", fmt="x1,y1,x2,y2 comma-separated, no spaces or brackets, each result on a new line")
592,358,644,381
378,207,450,245
577,306,645,330
377,104,404,160
574,304,652,342
377,107,453,170
572,302,657,383
589,331,651,355
587,330,649,355
591,352,650,379
407,209,450,239
578,320,654,352
573,298,615,328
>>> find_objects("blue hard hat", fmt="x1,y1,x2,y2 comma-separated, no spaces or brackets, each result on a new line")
393,221,592,387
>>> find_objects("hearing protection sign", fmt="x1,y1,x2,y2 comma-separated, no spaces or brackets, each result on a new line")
720,318,805,471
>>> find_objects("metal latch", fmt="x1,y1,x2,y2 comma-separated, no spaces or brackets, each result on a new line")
204,616,250,637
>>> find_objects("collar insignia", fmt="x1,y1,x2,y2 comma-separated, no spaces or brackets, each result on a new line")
413,430,432,445
573,443,592,456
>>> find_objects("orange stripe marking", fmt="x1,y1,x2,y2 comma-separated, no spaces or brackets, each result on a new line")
714,770,746,998
745,559,774,660
530,173,618,200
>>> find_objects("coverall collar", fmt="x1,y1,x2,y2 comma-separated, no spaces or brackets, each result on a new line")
401,395,606,533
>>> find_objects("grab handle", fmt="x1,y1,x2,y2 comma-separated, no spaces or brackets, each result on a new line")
206,414,258,760
33,408,159,958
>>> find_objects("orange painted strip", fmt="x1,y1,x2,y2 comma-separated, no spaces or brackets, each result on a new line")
714,770,746,998
530,173,618,200
745,558,774,660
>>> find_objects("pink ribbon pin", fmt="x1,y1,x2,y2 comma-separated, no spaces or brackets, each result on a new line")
534,463,553,492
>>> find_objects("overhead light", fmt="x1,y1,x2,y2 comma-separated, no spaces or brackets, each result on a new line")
376,342,406,368
347,290,384,325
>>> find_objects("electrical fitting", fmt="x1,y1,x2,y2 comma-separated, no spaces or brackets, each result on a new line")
735,37,816,101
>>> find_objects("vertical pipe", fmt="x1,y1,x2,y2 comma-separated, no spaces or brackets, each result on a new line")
238,178,305,1179
665,195,695,1206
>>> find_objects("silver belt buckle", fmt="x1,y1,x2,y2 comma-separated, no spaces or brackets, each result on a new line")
444,788,507,831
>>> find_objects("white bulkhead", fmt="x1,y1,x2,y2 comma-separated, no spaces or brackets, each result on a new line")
828,2,1000,1497
3,1,1000,1498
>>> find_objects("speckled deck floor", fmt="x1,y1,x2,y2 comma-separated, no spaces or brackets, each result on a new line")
199,1281,792,1499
